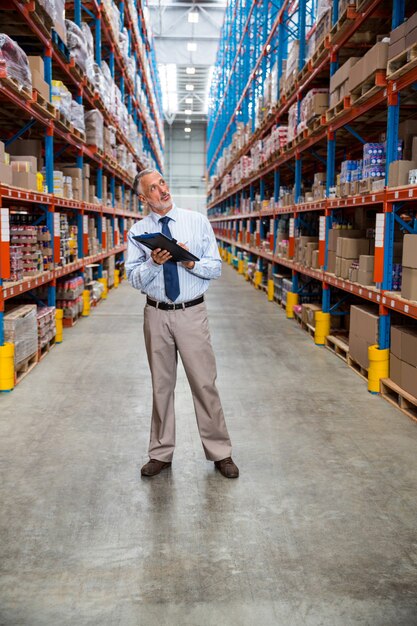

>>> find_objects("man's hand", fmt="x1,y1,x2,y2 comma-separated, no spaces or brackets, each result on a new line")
151,248,172,265
178,243,195,270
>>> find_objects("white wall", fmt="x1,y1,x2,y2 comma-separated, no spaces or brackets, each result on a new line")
164,121,207,215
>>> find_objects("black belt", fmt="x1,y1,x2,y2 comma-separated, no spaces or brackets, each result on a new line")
146,295,204,311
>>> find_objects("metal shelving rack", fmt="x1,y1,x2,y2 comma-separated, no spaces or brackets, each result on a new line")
206,0,417,392
0,0,163,366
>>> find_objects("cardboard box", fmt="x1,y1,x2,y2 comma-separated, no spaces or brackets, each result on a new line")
336,237,370,259
388,37,406,60
388,160,417,187
83,179,90,201
359,255,374,272
405,28,417,49
329,57,361,93
83,163,90,179
390,353,402,386
347,58,364,93
339,258,352,279
12,170,37,191
10,155,38,173
0,141,5,163
0,162,12,185
350,304,379,342
327,250,337,273
27,56,44,76
312,249,319,269
391,326,403,359
349,304,379,369
402,234,417,269
328,228,364,252
31,69,49,102
362,42,389,80
401,361,417,399
349,334,373,370
401,327,417,368
406,11,417,34
62,167,83,182
390,21,407,45
401,267,417,301
357,269,374,285
335,256,341,276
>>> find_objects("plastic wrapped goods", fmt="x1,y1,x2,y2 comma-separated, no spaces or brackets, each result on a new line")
82,23,95,84
52,80,72,119
4,305,38,366
65,20,88,73
85,109,104,149
0,35,32,91
70,100,85,133
37,0,56,20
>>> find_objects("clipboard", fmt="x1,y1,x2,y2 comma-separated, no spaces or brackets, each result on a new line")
132,232,200,263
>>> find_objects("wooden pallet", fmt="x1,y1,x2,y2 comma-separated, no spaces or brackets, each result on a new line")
0,74,32,101
330,5,354,42
310,37,327,67
55,110,72,133
347,355,368,382
387,43,417,80
326,96,349,122
63,311,82,328
325,334,349,363
349,70,387,106
15,352,38,385
307,115,325,136
72,127,86,143
38,336,56,361
380,378,417,424
31,89,56,118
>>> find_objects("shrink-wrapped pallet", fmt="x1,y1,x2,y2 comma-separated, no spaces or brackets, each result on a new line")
4,305,38,366
84,109,104,149
0,35,32,91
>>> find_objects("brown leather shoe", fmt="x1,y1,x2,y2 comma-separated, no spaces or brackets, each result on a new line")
214,457,239,478
141,459,172,477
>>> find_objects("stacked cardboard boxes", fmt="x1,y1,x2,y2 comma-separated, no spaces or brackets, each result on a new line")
327,228,364,274
348,41,389,94
401,234,417,301
329,58,360,107
390,325,417,398
349,305,379,370
388,11,417,61
0,141,12,185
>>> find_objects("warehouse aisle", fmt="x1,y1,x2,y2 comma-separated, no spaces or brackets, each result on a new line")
1,266,417,626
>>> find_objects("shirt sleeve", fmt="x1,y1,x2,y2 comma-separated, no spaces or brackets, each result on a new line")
186,216,222,280
126,228,163,290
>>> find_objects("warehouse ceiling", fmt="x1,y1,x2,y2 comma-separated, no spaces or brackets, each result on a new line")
147,0,226,124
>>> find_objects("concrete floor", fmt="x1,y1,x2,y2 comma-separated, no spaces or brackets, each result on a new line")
1,265,417,625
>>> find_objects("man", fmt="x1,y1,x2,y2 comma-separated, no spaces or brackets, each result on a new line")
126,169,239,479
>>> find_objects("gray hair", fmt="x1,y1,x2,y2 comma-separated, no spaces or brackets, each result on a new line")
134,168,160,195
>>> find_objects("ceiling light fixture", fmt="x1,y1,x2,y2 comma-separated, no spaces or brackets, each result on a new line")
186,67,196,75
185,118,191,123
188,11,199,23
185,97,193,104
185,84,194,91
184,109,192,115
187,42,197,52
184,127,192,133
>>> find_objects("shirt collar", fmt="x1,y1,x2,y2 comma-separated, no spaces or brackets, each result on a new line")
149,204,178,224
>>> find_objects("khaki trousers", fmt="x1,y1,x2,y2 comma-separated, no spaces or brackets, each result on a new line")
143,300,232,462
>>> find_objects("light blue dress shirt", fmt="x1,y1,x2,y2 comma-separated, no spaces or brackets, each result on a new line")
126,205,222,303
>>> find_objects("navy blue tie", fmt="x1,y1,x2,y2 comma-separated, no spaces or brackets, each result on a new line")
159,216,180,302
